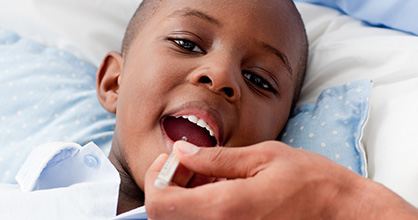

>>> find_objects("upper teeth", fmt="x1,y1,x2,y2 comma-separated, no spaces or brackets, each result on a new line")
177,115,215,137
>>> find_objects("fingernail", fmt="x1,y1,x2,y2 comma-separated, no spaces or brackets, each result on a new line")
175,141,200,155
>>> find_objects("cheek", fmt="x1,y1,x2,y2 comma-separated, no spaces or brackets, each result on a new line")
238,99,291,144
118,50,186,113
124,54,187,99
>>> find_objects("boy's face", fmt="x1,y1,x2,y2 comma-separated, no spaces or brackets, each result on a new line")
98,0,304,190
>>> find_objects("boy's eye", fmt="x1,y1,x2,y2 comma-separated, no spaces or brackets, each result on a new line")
173,39,204,53
243,71,275,92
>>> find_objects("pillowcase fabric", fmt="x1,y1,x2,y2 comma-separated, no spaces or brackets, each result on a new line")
280,79,371,177
0,29,115,184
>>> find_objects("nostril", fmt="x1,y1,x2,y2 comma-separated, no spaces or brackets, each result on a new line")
222,87,234,97
198,75,235,98
199,76,212,84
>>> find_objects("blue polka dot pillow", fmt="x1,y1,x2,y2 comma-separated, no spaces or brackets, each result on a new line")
0,29,115,183
279,79,371,177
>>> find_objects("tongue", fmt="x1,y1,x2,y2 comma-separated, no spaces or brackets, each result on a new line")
163,117,217,147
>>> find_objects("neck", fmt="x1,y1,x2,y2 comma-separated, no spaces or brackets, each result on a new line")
109,151,145,215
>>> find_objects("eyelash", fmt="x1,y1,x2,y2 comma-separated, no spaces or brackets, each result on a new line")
243,71,276,93
171,38,276,93
172,39,205,54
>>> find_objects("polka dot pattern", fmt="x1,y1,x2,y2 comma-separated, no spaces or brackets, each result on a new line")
0,29,115,183
279,79,371,177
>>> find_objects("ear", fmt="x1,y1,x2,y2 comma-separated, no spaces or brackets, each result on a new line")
96,51,123,114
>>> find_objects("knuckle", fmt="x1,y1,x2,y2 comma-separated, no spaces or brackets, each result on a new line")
207,147,227,166
257,140,283,157
251,141,278,159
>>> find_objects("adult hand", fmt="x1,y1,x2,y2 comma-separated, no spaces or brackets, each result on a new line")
145,141,418,220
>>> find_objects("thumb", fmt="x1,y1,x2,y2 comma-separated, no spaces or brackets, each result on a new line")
173,141,275,179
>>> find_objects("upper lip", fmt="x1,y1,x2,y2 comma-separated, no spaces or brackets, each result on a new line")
161,101,224,147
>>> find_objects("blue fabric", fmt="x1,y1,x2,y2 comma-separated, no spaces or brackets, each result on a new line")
280,79,371,177
0,29,115,184
295,0,418,36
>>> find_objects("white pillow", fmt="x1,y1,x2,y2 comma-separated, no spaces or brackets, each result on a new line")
0,0,142,67
295,2,418,206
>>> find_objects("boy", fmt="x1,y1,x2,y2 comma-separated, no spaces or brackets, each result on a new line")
95,0,308,214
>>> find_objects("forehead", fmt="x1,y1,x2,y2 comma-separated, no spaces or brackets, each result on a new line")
141,0,303,73
159,0,295,15
156,0,298,31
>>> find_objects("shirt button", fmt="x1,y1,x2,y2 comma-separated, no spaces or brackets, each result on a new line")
84,154,99,168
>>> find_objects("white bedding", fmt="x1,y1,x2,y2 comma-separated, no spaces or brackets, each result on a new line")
1,0,418,207
295,3,418,206
0,0,138,67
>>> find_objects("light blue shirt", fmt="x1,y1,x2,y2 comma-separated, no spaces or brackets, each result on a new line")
295,0,418,35
0,142,148,220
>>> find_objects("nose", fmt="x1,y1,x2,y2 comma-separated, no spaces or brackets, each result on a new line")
189,60,241,102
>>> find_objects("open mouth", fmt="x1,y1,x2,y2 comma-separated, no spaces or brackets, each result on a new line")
163,115,218,147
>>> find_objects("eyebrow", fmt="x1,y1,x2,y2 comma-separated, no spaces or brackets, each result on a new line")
168,8,292,76
169,8,222,27
260,42,293,77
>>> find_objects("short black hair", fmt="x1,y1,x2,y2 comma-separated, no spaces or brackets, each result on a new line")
121,0,163,55
121,0,308,106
